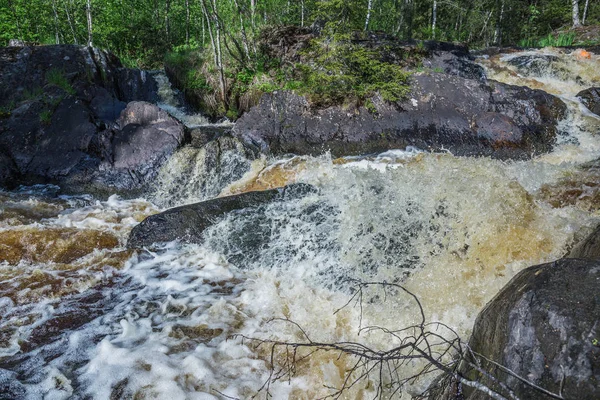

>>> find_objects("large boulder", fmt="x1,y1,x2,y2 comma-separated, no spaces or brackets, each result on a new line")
0,45,176,195
430,258,600,399
234,74,566,159
128,183,316,249
577,87,600,116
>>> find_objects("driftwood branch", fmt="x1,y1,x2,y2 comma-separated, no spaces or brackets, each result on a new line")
227,280,563,400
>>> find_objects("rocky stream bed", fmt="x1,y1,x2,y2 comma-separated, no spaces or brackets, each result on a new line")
0,41,599,399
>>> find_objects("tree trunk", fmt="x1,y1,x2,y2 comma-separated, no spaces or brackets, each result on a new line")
165,0,171,44
583,0,590,25
365,0,373,31
250,0,256,28
405,0,413,39
572,0,582,27
493,0,505,46
51,0,61,44
186,0,191,44
232,0,250,60
431,0,437,39
301,0,305,27
65,0,78,44
86,0,93,47
201,0,226,104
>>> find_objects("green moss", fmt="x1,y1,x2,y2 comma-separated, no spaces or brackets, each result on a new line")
46,69,76,95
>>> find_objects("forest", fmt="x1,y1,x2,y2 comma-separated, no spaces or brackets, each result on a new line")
1,0,599,69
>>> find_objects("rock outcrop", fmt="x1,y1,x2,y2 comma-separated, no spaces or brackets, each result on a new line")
577,87,600,116
430,258,600,400
128,183,316,249
233,74,566,159
0,45,183,195
568,223,600,259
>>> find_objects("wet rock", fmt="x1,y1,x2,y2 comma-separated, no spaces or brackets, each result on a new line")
577,87,600,116
128,183,316,249
568,224,600,259
188,125,233,148
430,258,600,400
115,68,159,103
0,45,177,195
505,54,560,76
234,74,566,159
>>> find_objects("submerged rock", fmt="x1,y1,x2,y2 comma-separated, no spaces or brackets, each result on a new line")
430,258,600,399
0,45,181,195
128,183,316,249
234,74,565,159
577,87,600,116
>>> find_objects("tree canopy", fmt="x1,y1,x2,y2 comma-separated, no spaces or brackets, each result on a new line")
1,0,598,68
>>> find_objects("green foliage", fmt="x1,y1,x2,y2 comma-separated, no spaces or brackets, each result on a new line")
295,39,411,107
0,101,16,119
519,32,575,48
46,69,75,95
22,87,44,101
39,109,52,125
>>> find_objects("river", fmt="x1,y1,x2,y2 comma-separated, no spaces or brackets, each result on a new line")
0,48,599,399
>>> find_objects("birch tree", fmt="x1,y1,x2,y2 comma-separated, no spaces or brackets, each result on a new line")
572,0,581,27
86,0,93,47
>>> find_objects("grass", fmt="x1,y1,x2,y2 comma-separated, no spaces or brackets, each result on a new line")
46,69,76,95
519,32,575,48
39,110,52,125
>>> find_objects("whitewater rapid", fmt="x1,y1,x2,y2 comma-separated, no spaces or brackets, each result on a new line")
0,48,599,399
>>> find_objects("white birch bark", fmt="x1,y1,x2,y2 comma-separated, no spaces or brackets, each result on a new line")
572,0,581,27
86,0,93,47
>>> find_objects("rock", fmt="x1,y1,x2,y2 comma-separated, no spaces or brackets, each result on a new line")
66,102,185,195
188,125,233,148
0,150,18,188
568,224,600,259
234,74,566,159
116,68,159,103
577,87,600,116
0,45,173,195
431,258,600,400
505,54,560,75
128,183,316,249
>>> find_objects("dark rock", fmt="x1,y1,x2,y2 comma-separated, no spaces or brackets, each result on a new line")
188,125,233,148
0,45,170,195
568,224,600,259
116,68,159,103
0,150,18,188
431,258,600,400
577,87,600,116
505,54,560,76
128,183,316,249
234,74,566,159
66,102,185,195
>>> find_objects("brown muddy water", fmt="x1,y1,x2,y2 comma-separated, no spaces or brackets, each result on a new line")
1,48,599,399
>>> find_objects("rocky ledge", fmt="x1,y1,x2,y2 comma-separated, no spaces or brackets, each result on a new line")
233,75,566,159
0,45,185,196
232,33,566,160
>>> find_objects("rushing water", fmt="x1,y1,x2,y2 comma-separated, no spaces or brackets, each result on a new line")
1,48,599,399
